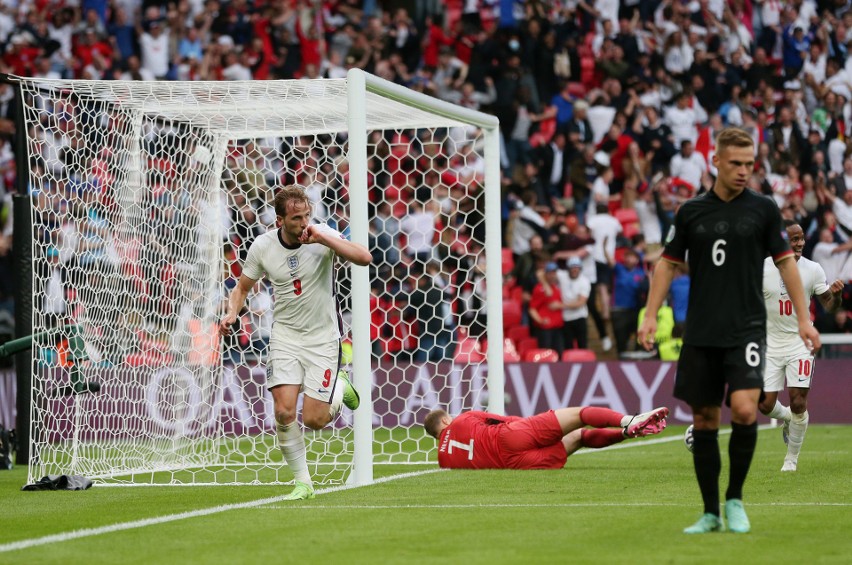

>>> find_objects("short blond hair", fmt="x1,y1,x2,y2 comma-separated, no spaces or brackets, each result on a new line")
715,127,755,156
423,409,449,439
273,185,311,218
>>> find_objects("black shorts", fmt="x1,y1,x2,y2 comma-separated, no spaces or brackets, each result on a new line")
595,262,613,288
674,341,765,408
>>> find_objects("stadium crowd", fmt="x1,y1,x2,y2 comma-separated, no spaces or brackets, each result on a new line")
3,0,852,366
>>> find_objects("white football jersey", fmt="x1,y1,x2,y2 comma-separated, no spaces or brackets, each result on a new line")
763,256,829,350
242,224,343,349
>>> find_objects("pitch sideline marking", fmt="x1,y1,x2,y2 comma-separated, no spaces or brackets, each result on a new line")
0,469,443,554
0,424,826,553
258,502,852,510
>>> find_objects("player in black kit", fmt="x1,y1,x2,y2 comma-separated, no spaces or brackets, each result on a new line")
637,128,821,534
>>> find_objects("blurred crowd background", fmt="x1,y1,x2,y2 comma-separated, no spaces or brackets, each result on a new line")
3,0,852,368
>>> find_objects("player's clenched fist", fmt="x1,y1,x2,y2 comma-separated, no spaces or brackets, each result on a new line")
219,314,236,336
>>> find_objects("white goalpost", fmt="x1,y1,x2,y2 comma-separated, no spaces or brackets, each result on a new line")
19,70,503,487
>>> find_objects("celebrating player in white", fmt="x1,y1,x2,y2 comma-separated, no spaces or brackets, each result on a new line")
219,186,371,499
760,221,843,471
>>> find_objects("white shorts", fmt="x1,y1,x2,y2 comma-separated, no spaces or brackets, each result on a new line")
266,338,342,403
764,348,814,392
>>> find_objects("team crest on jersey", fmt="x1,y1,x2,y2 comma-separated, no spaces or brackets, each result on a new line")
665,226,676,244
288,256,299,270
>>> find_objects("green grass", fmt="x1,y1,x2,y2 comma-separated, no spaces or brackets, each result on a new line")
1,425,850,564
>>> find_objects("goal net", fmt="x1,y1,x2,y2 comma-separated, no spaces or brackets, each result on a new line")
18,71,503,486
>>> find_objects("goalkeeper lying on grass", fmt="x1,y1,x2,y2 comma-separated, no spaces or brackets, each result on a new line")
424,406,668,469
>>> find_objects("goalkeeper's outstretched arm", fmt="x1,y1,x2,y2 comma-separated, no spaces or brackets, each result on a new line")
219,274,258,336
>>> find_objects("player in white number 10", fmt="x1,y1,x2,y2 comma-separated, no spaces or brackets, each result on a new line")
760,221,844,472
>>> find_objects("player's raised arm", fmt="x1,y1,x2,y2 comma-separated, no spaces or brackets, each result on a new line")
817,279,845,313
220,274,258,336
775,255,821,353
300,224,372,266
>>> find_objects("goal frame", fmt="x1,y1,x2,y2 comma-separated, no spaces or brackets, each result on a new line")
14,70,504,487
346,69,504,486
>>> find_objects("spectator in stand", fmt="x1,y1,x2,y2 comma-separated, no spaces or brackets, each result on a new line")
611,248,646,355
767,105,807,170
670,140,708,193
782,24,811,80
590,164,615,211
371,201,401,267
399,200,436,263
566,99,594,159
816,180,852,237
508,190,549,261
138,19,170,80
549,80,576,132
108,6,138,61
503,86,549,177
537,131,570,203
407,264,450,363
829,156,852,198
665,91,701,146
556,257,591,350
586,202,622,352
634,105,677,175
816,309,852,334
119,55,155,81
669,261,691,327
529,262,565,356
568,146,602,225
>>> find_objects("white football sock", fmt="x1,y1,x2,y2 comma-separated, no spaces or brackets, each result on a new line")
767,400,792,422
329,380,344,420
277,421,311,485
786,410,809,463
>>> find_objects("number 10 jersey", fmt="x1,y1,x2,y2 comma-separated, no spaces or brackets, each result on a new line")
763,256,828,352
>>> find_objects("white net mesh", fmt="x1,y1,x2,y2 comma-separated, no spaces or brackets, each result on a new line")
21,76,496,485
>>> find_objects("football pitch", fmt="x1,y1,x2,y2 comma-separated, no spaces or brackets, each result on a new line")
1,425,850,564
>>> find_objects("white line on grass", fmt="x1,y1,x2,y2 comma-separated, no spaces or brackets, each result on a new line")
257,502,852,510
0,424,813,553
0,468,442,554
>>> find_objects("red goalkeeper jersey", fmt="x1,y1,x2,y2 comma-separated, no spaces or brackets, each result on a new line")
436,411,522,469
436,410,568,470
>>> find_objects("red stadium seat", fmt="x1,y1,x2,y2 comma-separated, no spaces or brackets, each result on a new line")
608,199,622,215
502,248,514,276
503,338,521,362
455,334,486,363
622,223,641,239
516,337,539,359
524,348,559,362
510,285,524,304
503,300,523,329
562,349,597,362
614,208,639,226
506,325,530,345
567,82,587,99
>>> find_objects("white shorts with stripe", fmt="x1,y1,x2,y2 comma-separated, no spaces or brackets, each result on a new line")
266,338,342,403
764,343,814,392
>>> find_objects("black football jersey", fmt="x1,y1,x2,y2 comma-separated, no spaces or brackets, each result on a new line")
662,188,792,347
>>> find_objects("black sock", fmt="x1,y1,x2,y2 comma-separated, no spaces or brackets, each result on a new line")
726,421,758,501
692,428,721,516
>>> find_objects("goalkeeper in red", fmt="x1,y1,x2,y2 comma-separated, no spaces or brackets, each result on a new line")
423,406,669,469
220,186,371,500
